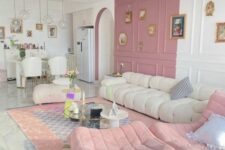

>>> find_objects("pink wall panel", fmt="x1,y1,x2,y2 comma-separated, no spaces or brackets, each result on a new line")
115,0,179,78
136,63,157,75
116,0,134,52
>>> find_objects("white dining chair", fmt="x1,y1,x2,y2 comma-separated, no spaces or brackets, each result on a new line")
48,56,67,79
21,57,42,88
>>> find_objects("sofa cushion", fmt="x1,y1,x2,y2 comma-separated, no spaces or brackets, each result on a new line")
101,77,127,86
105,83,132,101
170,77,193,100
189,85,217,101
187,114,225,150
123,72,152,88
202,90,225,120
159,98,195,123
123,89,170,119
122,72,132,81
70,121,174,150
150,122,207,150
150,76,178,93
137,74,152,88
113,85,146,105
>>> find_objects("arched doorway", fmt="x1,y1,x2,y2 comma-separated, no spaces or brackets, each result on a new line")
95,8,114,81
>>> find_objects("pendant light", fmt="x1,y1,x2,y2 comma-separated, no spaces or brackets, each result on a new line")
58,0,67,29
38,0,42,23
43,0,53,24
19,0,30,20
11,0,21,29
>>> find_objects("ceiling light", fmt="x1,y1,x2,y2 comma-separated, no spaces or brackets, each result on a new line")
19,0,30,20
58,0,67,29
11,0,21,29
43,0,53,24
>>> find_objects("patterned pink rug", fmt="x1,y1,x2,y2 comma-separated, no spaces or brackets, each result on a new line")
8,97,158,150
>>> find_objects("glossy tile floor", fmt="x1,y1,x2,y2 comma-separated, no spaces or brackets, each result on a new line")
0,80,100,150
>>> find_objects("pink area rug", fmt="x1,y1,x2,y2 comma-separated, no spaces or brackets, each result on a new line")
8,97,158,150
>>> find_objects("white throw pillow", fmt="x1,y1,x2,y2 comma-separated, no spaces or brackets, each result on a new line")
187,114,225,150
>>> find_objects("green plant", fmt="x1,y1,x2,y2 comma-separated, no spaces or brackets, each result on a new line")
19,48,26,59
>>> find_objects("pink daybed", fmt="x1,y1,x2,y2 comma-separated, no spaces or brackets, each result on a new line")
70,90,225,150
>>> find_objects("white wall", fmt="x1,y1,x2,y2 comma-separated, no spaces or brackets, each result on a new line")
99,9,114,80
177,0,225,88
0,0,73,58
71,0,115,80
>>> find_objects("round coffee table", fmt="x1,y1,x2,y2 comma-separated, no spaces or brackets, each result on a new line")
69,103,129,128
100,108,128,128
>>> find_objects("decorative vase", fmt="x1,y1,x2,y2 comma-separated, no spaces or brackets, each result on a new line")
69,79,75,89
19,49,26,59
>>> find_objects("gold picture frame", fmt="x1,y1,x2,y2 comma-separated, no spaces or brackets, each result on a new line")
118,32,128,46
48,25,57,38
216,23,225,42
139,9,146,20
148,24,156,36
170,14,186,39
0,27,5,39
205,0,215,16
10,20,23,33
36,23,43,31
27,30,32,37
125,11,132,24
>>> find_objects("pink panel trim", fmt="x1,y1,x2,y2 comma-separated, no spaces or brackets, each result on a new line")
115,0,179,78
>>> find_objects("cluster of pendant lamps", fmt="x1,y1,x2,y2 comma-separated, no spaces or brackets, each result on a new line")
11,0,67,30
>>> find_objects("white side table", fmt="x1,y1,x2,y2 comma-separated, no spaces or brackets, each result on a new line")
101,108,128,128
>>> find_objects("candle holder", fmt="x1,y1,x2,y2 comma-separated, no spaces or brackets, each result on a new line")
80,104,86,125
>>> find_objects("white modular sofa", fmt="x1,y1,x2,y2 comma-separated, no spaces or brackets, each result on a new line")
99,72,217,123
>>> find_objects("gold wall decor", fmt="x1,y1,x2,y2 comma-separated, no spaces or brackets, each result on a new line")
216,23,225,42
206,0,215,16
27,30,32,37
0,27,5,39
148,24,156,36
125,11,132,24
139,9,146,20
118,33,128,46
36,23,43,31
48,25,57,38
10,20,23,33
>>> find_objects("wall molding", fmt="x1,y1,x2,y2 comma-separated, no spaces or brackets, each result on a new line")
177,0,225,88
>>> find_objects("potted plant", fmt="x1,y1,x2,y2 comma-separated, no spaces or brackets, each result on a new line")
19,48,26,59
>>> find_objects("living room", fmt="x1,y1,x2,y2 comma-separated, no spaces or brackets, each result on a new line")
0,0,225,150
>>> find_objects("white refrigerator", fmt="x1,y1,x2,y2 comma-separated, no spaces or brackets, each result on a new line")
76,26,95,83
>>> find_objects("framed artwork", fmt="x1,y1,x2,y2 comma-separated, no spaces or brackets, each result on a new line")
0,27,5,39
205,0,215,16
148,24,156,36
10,20,23,33
27,30,32,37
118,33,127,46
216,23,225,42
125,11,132,24
170,14,186,39
48,25,57,38
36,23,43,31
139,9,146,20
